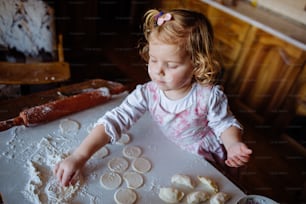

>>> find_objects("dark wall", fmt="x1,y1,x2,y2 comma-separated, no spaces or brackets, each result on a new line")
46,0,154,83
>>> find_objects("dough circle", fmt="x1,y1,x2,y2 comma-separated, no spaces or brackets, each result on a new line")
132,157,151,173
100,172,122,190
123,171,144,189
92,146,109,159
122,146,142,159
59,119,80,135
108,157,129,173
114,188,137,204
116,133,131,145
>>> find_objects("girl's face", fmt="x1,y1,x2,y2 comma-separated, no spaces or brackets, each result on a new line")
148,39,194,100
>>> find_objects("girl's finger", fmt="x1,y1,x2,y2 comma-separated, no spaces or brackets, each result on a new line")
241,145,252,155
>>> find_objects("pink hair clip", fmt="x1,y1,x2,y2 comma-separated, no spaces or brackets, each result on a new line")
156,13,172,26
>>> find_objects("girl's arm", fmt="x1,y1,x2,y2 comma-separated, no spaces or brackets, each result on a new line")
54,124,109,186
220,126,252,167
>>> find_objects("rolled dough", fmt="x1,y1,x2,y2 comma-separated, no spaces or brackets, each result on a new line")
116,133,131,145
114,188,137,204
100,172,122,190
122,145,142,159
59,119,80,135
92,146,109,159
123,171,144,189
131,157,152,174
108,157,129,173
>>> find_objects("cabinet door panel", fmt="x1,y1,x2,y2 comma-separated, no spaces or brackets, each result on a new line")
236,32,304,122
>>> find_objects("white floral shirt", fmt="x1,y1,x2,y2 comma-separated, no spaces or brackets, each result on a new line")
95,81,242,159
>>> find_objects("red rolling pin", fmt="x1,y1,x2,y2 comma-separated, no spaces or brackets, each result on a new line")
0,87,117,131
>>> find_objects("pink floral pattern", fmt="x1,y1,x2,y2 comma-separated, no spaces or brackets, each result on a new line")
147,83,225,158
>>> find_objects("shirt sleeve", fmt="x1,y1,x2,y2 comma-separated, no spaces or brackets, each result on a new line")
207,85,243,142
94,84,149,143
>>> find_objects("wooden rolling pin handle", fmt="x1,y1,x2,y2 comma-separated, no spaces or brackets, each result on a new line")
0,116,24,131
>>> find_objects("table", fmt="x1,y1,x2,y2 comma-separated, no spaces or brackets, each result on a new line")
0,82,246,204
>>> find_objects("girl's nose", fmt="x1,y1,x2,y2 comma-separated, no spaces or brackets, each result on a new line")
149,63,164,76
155,64,164,76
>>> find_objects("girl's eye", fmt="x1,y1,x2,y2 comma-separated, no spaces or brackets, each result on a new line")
150,59,157,63
167,64,178,69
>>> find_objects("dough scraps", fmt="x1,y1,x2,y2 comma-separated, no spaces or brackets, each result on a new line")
123,171,144,189
59,119,80,135
131,157,152,174
108,157,129,173
114,188,137,204
100,171,122,190
122,145,142,159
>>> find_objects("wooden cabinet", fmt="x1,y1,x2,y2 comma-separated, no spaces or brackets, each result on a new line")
229,29,306,125
156,0,184,10
186,0,251,82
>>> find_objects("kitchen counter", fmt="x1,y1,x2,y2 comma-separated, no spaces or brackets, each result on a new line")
0,80,247,203
201,0,306,50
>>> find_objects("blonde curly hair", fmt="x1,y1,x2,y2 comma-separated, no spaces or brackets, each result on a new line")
139,9,221,85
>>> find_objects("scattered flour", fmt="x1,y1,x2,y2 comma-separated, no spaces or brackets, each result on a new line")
22,137,81,204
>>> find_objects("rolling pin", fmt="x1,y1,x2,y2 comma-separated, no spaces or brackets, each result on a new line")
0,87,116,132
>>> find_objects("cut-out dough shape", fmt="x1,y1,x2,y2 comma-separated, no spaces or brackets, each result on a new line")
100,172,122,190
92,146,109,159
186,191,210,204
59,119,80,135
114,188,137,204
108,157,129,173
210,192,231,204
116,133,131,145
123,171,144,189
158,187,184,203
171,174,195,189
122,146,142,159
131,157,151,173
198,176,219,193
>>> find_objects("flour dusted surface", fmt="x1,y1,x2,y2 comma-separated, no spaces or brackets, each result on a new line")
0,95,246,203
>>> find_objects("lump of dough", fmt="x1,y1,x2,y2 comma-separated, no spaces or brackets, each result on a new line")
171,174,195,189
210,192,231,204
108,157,129,173
187,191,210,204
197,176,219,193
100,172,122,190
122,146,142,159
131,157,151,173
159,187,184,203
123,171,144,189
114,188,137,204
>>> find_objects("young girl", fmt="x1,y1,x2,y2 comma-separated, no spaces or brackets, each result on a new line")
54,9,252,187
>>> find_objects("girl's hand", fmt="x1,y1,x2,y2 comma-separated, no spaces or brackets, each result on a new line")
225,142,252,167
53,153,86,187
